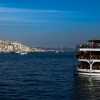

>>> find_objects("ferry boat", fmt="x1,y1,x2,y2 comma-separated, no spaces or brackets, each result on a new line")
76,40,100,76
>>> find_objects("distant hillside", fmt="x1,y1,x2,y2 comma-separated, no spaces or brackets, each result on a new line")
0,40,33,53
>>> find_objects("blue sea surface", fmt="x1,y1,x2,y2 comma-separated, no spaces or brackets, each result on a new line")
0,52,99,100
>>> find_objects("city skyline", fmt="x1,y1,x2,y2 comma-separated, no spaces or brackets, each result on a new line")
0,0,99,48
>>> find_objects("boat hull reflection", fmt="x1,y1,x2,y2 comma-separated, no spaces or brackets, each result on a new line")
75,75,100,100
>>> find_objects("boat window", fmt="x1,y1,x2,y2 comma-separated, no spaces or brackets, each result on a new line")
78,61,90,69
93,62,100,70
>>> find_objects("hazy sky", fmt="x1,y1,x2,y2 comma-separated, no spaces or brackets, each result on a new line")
0,0,100,48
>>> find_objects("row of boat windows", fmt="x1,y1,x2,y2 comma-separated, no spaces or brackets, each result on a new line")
77,51,100,59
79,62,100,70
78,51,100,55
80,43,100,48
79,55,100,59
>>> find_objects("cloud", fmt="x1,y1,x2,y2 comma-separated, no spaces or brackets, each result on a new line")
0,7,68,24
0,7,99,24
0,7,66,13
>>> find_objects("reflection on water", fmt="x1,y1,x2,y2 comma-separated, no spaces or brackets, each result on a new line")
75,75,100,100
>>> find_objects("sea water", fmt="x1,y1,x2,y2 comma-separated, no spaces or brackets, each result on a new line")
0,52,99,100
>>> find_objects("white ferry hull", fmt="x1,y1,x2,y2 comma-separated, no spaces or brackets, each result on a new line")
78,72,100,76
77,68,100,76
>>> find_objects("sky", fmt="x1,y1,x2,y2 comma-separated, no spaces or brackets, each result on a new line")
0,0,99,48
